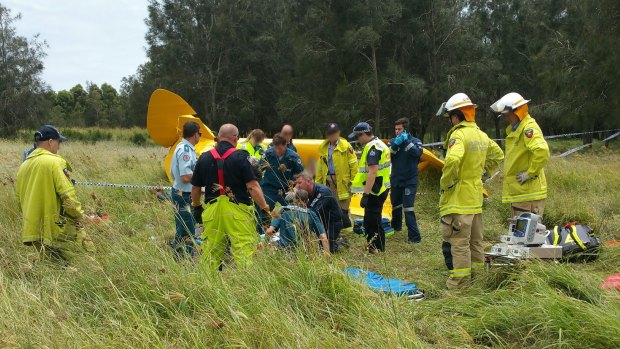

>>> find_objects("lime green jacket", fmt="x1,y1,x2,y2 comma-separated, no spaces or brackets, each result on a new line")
502,114,550,203
439,121,504,216
315,137,358,200
17,148,84,247
237,140,266,159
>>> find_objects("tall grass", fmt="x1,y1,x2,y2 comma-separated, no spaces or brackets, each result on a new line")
0,138,619,348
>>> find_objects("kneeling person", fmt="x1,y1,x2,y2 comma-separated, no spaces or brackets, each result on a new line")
295,171,343,253
265,189,329,252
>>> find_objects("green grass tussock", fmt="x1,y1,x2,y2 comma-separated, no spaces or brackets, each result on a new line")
0,136,619,348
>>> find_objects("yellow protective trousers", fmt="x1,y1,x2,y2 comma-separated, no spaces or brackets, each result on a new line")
201,196,258,271
441,213,484,289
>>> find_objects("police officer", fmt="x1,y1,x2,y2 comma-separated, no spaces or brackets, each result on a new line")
491,92,550,217
389,117,424,243
315,123,358,232
260,133,304,209
191,124,270,271
169,121,201,258
17,125,95,263
437,93,504,289
349,122,391,253
237,129,267,159
295,171,344,253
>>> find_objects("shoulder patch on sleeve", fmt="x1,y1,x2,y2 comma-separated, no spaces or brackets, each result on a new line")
448,139,457,148
183,154,190,161
348,146,354,154
525,129,534,138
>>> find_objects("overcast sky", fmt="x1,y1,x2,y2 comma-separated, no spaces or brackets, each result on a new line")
4,0,149,91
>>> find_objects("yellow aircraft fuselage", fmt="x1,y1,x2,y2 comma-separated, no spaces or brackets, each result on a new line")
146,89,446,218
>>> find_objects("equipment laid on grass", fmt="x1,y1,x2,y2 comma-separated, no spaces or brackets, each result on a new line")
344,268,424,301
485,212,601,266
546,223,601,262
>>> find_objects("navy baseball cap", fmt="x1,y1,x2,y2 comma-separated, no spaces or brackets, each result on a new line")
35,125,67,142
348,122,372,140
326,123,339,134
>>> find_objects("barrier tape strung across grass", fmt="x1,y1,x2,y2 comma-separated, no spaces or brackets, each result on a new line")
422,128,620,148
557,130,620,158
75,181,172,191
74,128,619,191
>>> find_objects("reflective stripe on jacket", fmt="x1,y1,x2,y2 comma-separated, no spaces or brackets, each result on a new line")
237,141,266,159
502,114,549,203
315,137,358,200
351,138,391,196
439,121,504,216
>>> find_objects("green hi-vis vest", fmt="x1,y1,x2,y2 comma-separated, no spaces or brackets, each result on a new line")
237,141,266,159
352,137,391,196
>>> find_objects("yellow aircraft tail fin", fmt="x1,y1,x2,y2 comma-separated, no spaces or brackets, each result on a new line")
147,89,215,147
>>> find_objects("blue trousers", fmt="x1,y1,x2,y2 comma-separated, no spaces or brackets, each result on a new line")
171,190,196,257
263,188,287,210
390,183,421,242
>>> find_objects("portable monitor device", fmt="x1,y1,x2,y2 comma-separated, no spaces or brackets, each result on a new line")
509,212,546,245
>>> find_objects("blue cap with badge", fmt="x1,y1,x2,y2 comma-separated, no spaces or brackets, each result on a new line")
348,122,372,140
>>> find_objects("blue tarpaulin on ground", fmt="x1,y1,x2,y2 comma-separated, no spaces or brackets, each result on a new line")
344,268,422,298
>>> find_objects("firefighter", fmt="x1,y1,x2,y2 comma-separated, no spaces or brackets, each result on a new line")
491,92,550,217
191,124,271,271
16,125,95,263
437,93,504,289
315,123,358,232
349,122,391,253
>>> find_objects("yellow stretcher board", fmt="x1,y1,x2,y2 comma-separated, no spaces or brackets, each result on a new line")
146,89,451,219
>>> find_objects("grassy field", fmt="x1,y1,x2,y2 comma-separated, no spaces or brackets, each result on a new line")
1,134,619,348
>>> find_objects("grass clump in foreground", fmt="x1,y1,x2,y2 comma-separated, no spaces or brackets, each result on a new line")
0,138,619,348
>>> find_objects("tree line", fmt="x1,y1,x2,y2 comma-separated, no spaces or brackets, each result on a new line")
2,1,619,141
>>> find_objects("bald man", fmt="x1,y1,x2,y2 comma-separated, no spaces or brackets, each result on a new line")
191,123,271,271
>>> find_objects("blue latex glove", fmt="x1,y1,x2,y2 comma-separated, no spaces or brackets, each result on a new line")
393,132,407,146
400,131,408,143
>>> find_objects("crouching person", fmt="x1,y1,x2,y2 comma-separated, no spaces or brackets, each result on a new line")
17,125,95,264
265,189,330,253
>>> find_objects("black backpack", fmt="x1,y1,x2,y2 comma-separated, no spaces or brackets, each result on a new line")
546,224,601,261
